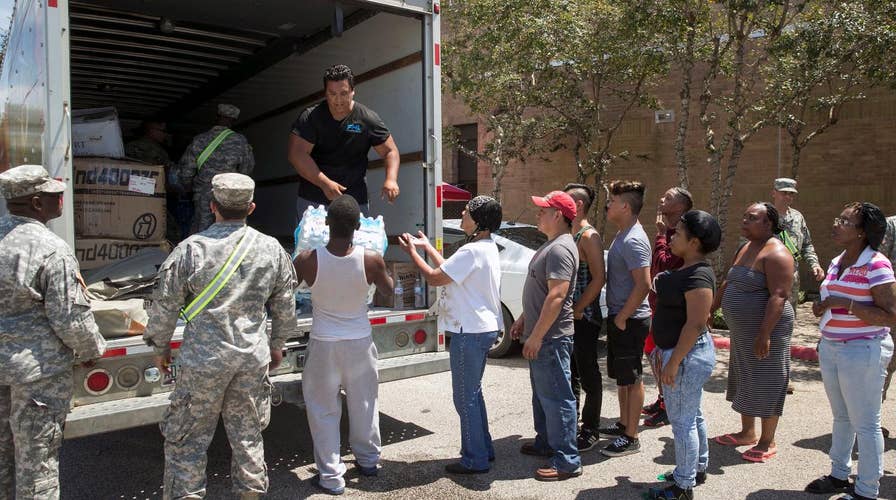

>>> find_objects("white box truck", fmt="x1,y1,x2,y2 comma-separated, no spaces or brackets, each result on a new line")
0,0,449,438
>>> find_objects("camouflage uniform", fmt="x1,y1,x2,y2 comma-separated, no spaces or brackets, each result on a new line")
878,216,896,399
780,207,820,306
0,165,106,500
125,136,171,166
126,136,183,241
144,174,297,500
176,127,254,235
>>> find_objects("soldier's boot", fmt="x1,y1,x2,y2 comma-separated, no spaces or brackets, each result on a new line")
238,492,262,500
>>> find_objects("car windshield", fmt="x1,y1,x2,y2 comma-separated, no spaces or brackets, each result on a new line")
495,226,546,250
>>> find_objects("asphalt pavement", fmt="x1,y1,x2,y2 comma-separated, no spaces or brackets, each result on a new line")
60,345,896,499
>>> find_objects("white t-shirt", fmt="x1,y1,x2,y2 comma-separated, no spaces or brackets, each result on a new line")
439,238,503,333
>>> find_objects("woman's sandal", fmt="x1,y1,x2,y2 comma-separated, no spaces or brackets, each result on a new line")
712,433,759,447
742,446,777,463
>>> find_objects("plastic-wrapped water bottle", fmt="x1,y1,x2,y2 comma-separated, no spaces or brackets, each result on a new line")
414,276,425,308
393,282,405,310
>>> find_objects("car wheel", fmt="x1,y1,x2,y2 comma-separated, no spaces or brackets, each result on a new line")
488,306,516,358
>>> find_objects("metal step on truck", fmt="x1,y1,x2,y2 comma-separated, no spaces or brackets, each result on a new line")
0,0,450,438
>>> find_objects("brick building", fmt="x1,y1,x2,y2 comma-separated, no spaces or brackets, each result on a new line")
442,80,896,286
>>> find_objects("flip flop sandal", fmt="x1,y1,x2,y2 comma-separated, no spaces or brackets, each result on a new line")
712,433,758,447
742,446,777,463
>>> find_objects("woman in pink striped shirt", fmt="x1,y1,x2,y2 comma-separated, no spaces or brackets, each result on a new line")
805,202,896,500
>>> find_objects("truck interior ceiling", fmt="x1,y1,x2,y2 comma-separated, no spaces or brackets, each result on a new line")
68,0,428,241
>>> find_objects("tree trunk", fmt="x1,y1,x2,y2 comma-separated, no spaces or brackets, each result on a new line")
674,28,696,189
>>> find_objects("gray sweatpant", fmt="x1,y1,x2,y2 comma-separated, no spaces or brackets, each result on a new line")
303,336,380,490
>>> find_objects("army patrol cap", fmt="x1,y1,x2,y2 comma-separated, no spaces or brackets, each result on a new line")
773,177,798,193
212,173,254,208
217,104,240,119
0,165,67,200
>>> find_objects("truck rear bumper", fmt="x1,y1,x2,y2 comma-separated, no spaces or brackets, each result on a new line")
64,351,450,439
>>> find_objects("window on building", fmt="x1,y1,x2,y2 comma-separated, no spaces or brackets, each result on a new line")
454,123,478,195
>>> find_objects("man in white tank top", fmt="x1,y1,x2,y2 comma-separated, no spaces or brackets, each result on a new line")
293,195,393,495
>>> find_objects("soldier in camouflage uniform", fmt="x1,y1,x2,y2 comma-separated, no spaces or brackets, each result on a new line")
125,120,171,166
879,215,896,407
125,120,187,242
176,104,255,235
771,178,826,307
144,173,297,500
0,165,107,499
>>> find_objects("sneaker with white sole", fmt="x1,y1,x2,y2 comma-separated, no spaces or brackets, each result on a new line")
601,435,641,457
577,428,599,452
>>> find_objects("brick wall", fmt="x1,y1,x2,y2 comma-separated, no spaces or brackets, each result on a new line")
442,81,896,283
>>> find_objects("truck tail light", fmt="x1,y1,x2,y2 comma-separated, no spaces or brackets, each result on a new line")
413,329,427,345
395,331,410,348
116,366,141,390
85,369,112,395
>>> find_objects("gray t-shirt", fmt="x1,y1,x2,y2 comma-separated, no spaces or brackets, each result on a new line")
607,222,652,319
522,233,578,342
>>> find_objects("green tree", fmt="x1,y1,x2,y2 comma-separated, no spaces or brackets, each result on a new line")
762,1,896,179
444,0,666,223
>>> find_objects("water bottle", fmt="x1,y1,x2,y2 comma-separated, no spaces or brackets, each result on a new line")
393,282,404,310
414,276,425,308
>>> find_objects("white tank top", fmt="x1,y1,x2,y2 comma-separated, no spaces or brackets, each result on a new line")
310,245,372,341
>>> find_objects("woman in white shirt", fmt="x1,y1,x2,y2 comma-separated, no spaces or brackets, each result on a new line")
398,196,503,474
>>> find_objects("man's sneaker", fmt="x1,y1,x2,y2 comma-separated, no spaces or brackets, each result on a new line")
310,475,344,496
643,397,664,415
577,428,599,452
646,483,694,500
644,408,670,427
601,435,641,457
659,470,706,486
598,421,626,436
357,464,378,477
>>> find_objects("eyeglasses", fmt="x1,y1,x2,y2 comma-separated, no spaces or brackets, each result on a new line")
833,217,857,228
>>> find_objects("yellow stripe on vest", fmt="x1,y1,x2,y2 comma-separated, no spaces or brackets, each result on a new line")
196,128,235,171
180,229,257,323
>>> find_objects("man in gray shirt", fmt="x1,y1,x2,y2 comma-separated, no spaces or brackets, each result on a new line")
601,180,652,458
510,190,582,481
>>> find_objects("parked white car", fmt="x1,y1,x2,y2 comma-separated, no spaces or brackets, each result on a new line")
442,220,607,357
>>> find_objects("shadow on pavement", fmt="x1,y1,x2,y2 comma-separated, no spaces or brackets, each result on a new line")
61,401,434,499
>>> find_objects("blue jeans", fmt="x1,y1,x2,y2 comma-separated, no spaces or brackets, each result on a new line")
449,329,498,470
819,335,894,499
660,332,715,489
529,336,581,473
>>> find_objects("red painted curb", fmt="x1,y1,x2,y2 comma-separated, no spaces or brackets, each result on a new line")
711,334,818,361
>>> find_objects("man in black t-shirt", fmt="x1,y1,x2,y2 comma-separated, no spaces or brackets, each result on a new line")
287,64,400,219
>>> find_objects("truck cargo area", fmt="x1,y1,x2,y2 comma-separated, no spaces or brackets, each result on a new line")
67,0,432,243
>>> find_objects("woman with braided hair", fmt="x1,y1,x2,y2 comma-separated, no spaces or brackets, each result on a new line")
804,202,896,500
399,195,503,474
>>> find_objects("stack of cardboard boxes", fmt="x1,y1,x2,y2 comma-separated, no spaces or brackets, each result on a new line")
73,158,170,270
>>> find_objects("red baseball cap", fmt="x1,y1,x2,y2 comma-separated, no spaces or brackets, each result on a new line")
531,191,577,220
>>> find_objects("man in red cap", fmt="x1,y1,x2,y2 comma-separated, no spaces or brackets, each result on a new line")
510,190,582,481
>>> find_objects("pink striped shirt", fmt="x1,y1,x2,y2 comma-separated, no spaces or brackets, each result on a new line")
819,246,895,341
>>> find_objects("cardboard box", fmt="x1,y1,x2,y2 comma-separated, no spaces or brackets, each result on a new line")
373,261,421,309
75,238,171,270
73,158,166,241
72,107,125,158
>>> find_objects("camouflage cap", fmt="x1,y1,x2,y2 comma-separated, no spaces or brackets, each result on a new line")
212,173,254,208
217,103,240,119
773,177,798,193
0,165,67,200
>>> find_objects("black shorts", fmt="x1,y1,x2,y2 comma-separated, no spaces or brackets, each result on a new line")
606,315,651,386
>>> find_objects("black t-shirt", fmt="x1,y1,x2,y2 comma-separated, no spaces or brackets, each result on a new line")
291,101,390,204
652,262,715,349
